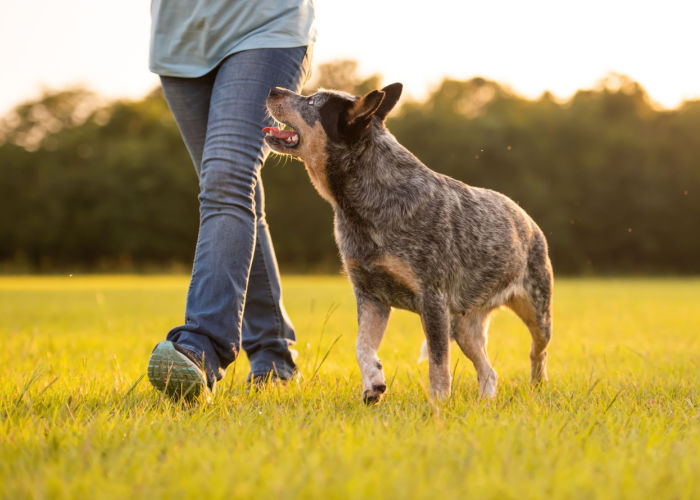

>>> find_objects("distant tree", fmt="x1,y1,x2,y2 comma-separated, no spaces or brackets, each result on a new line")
1,66,698,274
0,88,198,270
0,88,100,151
390,74,700,273
303,59,381,96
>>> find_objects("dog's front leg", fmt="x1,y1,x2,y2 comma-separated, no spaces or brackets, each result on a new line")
356,298,391,404
421,292,451,401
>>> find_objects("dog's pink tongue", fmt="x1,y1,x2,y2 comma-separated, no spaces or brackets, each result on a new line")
262,126,296,139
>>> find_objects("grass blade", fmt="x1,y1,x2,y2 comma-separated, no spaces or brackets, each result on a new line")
310,334,342,380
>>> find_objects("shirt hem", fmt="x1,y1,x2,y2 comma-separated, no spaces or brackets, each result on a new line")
149,38,316,78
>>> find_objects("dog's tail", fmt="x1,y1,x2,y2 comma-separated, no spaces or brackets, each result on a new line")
417,340,429,363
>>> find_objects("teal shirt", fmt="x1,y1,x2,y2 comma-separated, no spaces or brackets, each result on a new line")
150,0,316,77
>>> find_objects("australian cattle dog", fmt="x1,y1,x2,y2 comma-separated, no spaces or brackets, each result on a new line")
263,83,553,403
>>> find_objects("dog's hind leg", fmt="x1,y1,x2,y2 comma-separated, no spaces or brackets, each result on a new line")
508,291,551,384
356,298,391,404
453,310,498,399
507,248,553,384
421,292,451,401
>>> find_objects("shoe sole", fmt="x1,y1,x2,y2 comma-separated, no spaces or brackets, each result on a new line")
147,341,207,399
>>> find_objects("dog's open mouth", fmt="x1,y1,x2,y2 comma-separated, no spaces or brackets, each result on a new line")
263,126,300,148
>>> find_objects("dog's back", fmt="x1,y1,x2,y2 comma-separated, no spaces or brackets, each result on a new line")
333,128,549,313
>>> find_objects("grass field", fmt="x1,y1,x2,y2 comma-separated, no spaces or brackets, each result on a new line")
1,275,698,499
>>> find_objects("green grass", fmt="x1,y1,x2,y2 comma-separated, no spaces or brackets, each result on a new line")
1,275,699,499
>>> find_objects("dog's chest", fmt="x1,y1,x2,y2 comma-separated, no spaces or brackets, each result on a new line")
334,209,423,312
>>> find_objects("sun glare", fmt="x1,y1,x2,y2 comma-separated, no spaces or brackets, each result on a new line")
0,0,699,114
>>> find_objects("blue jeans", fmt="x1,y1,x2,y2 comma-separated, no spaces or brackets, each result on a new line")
160,46,311,384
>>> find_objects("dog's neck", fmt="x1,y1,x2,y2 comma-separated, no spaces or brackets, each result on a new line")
324,128,436,231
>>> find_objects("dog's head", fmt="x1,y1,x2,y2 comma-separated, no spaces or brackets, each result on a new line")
264,83,403,161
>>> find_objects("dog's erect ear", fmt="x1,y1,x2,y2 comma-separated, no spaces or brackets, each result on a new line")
346,90,385,127
374,83,403,121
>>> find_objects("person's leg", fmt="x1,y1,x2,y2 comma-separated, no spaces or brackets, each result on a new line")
148,73,214,396
242,172,297,381
159,73,214,174
164,46,310,387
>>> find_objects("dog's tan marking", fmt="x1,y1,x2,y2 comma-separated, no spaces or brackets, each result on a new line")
372,254,421,295
294,120,335,206
347,91,383,125
507,292,549,384
453,310,498,399
266,101,336,206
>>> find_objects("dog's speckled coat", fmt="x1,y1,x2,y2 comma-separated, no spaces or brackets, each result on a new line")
265,84,553,403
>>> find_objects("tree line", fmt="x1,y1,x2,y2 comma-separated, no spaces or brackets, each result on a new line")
1,61,698,274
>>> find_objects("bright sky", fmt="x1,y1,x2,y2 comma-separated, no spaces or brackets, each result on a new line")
2,0,699,116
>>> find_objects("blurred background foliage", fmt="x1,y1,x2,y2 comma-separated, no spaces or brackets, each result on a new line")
0,60,698,274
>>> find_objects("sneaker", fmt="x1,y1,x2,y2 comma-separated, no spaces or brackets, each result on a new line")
147,341,213,400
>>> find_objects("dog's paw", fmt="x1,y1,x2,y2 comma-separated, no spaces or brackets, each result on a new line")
478,370,498,400
429,386,451,402
530,361,548,386
362,383,387,405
